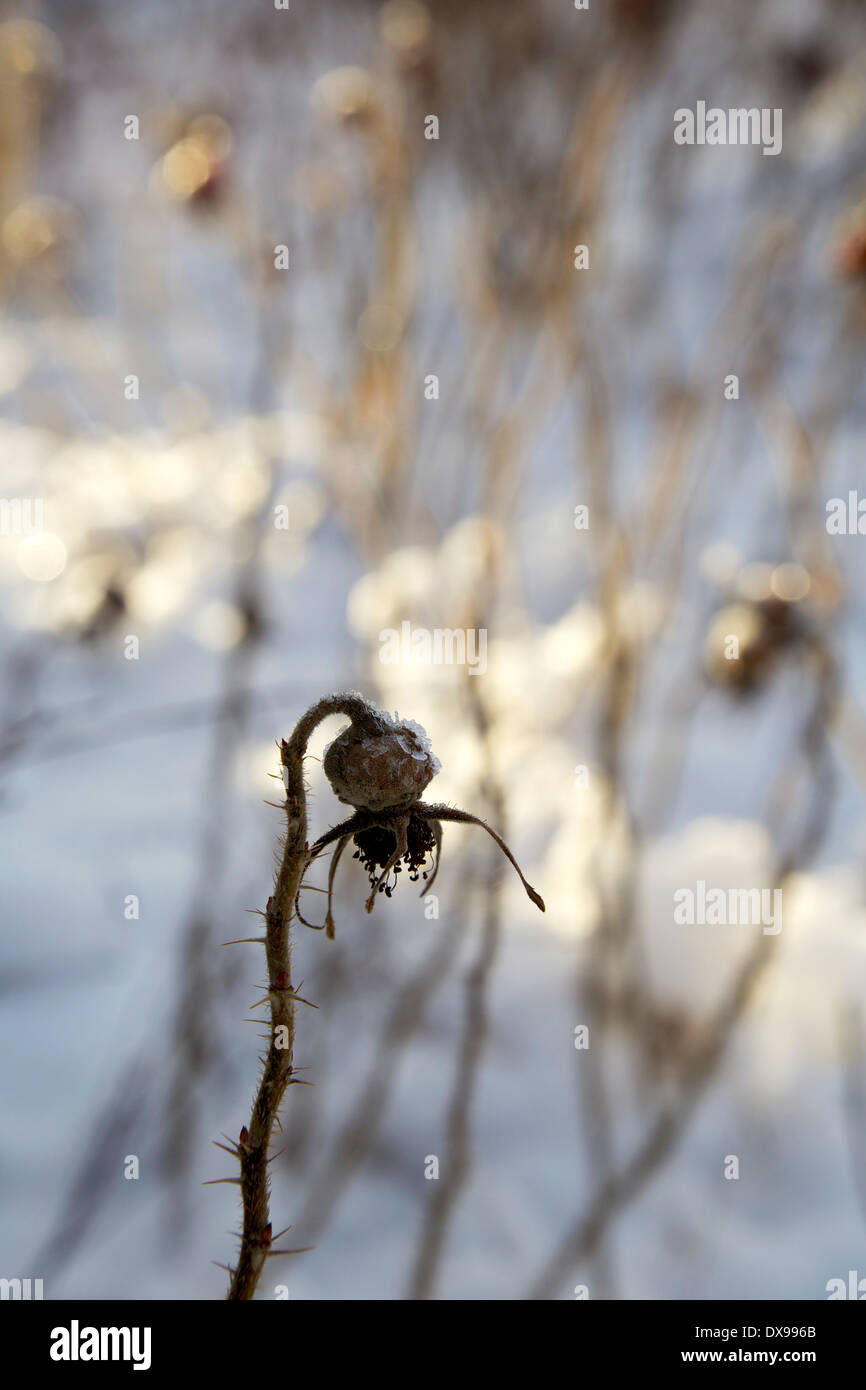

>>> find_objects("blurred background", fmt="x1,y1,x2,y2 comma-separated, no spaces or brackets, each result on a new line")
2,0,866,1301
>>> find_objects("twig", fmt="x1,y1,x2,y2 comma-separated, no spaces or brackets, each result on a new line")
298,910,464,1243
405,670,506,1300
225,693,386,1300
525,640,838,1299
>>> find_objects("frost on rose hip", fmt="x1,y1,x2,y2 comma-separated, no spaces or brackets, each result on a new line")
294,696,544,937
322,710,441,812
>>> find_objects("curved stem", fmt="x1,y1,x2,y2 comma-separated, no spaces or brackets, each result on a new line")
419,803,545,912
325,836,350,939
365,815,409,913
423,819,443,895
226,693,382,1299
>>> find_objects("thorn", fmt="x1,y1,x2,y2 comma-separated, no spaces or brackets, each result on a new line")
221,937,267,947
203,1177,242,1186
212,1140,240,1158
265,1246,314,1258
212,1262,235,1274
267,988,318,1009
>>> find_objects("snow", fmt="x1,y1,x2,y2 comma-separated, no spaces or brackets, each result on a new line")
1,0,865,1302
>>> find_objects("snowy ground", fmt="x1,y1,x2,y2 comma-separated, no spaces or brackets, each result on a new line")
1,0,866,1300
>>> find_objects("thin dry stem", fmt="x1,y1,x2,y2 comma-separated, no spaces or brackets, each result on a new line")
226,693,378,1299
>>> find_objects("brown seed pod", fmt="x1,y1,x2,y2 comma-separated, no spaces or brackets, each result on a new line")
285,693,543,937
323,711,440,812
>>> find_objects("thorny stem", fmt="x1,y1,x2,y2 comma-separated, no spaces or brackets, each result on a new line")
226,693,380,1300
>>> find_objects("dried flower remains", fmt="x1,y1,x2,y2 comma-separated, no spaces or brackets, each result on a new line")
295,700,545,936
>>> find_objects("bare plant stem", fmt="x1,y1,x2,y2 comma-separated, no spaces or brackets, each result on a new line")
526,929,775,1300
525,645,837,1300
226,693,382,1300
299,911,464,1243
405,673,505,1300
406,860,503,1299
